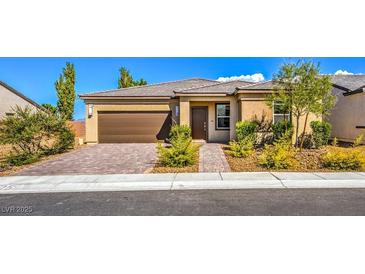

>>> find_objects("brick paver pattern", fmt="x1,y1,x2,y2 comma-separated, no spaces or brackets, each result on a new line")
199,143,231,173
14,144,157,175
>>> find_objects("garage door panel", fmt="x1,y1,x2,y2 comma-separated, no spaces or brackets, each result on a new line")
98,111,171,143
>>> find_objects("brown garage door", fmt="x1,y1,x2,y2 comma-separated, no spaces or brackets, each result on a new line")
98,111,171,143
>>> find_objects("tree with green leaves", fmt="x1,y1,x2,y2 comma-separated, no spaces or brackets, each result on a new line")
55,62,76,120
41,103,57,115
118,67,147,88
268,60,336,150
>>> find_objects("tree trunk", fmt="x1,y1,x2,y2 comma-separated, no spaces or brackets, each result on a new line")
294,115,300,147
299,112,309,151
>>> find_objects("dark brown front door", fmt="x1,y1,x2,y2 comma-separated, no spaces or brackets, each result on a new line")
191,107,208,140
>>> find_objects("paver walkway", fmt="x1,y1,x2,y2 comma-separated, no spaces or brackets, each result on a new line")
199,143,231,172
13,144,157,176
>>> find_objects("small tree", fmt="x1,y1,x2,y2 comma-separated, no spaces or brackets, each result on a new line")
118,67,147,88
55,62,76,120
268,60,335,150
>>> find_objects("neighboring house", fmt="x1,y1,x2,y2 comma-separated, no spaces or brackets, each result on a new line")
79,78,321,144
0,81,41,120
328,75,365,143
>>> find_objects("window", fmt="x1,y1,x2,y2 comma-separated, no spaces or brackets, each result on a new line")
216,103,230,130
175,105,180,116
273,101,290,124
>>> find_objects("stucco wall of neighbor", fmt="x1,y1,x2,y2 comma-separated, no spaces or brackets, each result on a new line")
0,85,38,119
328,87,365,143
83,99,174,144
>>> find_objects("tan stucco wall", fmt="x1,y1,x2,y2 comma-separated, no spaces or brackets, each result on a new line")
84,99,177,144
0,84,38,119
327,87,365,143
238,93,273,122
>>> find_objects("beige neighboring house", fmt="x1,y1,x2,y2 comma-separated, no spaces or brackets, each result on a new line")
0,81,41,120
79,78,321,144
328,75,365,143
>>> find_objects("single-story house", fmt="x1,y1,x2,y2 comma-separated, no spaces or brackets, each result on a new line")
79,78,320,144
328,75,365,143
0,81,41,119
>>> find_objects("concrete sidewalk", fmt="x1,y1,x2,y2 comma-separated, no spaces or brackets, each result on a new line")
1,172,365,194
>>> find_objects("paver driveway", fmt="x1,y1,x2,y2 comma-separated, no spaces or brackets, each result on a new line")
14,144,157,176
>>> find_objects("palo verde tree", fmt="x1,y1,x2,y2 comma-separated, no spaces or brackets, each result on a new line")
55,62,76,120
118,67,147,88
268,60,335,150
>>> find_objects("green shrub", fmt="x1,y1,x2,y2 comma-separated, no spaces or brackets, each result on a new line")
157,135,198,167
272,120,293,140
6,152,41,166
228,137,254,158
321,147,365,170
258,131,297,169
46,126,75,155
236,121,257,142
0,106,75,166
354,134,364,147
310,121,332,148
169,124,192,142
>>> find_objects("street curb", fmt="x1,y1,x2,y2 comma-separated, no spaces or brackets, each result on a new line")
1,172,365,194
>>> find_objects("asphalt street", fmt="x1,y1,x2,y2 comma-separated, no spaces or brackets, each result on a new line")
1,188,365,215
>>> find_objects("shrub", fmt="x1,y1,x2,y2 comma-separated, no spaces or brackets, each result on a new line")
258,131,297,169
310,121,332,148
354,134,364,147
321,147,365,170
272,120,293,140
228,137,254,158
236,121,257,142
157,135,198,167
0,106,75,166
6,152,41,166
169,124,191,142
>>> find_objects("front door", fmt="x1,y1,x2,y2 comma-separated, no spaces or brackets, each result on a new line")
191,107,208,140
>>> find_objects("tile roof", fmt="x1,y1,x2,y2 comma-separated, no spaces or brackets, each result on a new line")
174,80,253,95
236,80,274,90
330,75,365,92
79,78,218,98
79,75,365,98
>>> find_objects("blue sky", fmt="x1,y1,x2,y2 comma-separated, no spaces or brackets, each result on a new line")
0,57,364,120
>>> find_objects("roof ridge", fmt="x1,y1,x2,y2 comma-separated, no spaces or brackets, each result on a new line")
236,80,272,89
79,77,217,96
174,79,253,93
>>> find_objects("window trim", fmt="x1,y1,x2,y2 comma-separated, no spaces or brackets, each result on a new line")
215,103,230,130
272,101,291,124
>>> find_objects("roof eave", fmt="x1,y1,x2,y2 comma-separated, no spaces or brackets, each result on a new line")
79,95,172,100
0,81,42,109
174,93,229,97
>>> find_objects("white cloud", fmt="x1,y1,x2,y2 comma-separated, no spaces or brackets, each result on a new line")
216,73,264,83
334,70,354,75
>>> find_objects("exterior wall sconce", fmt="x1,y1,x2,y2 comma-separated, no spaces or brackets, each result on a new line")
88,104,94,117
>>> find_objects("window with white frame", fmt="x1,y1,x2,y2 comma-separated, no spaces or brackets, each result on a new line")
216,103,230,130
273,101,290,124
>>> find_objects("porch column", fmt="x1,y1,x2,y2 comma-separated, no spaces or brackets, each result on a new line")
179,97,190,126
229,97,238,140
